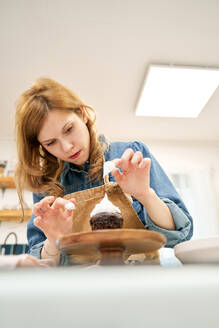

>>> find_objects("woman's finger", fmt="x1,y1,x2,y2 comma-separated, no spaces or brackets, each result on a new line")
139,158,151,171
33,216,44,229
40,196,55,207
111,168,123,181
118,148,134,171
33,204,47,216
32,204,41,216
112,158,121,166
131,151,143,167
121,148,134,162
52,197,76,210
33,196,55,215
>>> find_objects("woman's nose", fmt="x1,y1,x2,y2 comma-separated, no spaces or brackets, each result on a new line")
61,140,73,152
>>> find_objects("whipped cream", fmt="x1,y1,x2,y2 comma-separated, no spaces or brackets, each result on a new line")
64,202,75,210
103,161,116,178
90,194,121,217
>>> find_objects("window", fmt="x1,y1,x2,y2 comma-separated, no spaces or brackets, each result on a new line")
169,169,219,239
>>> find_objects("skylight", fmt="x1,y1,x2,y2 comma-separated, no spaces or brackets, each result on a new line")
135,65,219,118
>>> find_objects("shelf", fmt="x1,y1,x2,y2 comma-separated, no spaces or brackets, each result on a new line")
0,177,16,188
0,209,32,222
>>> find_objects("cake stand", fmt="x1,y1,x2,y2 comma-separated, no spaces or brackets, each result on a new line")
57,229,166,265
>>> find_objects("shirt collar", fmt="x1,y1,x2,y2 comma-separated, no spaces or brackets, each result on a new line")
63,161,89,174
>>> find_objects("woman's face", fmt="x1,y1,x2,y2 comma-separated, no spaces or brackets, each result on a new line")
37,109,90,165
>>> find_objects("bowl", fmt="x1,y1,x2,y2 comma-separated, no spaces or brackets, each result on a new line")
174,236,219,264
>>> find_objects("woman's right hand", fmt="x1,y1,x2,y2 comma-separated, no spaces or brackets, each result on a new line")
33,196,75,245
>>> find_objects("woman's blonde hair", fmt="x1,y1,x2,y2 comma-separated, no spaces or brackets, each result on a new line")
15,77,105,204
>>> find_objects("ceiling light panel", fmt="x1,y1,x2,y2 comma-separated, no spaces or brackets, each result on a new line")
135,65,219,118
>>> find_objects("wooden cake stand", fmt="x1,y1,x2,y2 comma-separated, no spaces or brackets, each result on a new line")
57,229,166,265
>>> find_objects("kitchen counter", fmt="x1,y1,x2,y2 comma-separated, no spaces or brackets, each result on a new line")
1,263,219,328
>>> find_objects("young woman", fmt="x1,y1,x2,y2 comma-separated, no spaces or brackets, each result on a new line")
15,77,193,265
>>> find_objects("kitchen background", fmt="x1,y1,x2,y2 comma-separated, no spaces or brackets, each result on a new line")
1,0,219,247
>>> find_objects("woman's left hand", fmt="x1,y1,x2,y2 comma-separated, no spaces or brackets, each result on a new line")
33,196,75,244
112,148,151,200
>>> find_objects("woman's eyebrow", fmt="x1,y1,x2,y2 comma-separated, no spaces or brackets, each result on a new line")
40,137,54,144
40,120,74,144
62,120,73,131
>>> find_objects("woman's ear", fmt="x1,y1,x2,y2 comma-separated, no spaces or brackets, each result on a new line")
80,106,88,124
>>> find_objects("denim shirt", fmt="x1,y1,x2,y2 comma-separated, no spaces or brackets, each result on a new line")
27,140,193,265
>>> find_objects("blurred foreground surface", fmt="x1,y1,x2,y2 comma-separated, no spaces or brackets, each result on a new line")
0,264,219,328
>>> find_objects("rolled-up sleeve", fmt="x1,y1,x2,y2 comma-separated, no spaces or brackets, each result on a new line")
145,198,192,247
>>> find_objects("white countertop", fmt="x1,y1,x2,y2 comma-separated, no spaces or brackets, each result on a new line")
1,264,219,328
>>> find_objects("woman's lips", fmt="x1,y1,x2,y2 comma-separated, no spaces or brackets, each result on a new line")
69,150,81,160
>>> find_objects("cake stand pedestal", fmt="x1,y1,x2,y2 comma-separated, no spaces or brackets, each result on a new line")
57,229,166,265
99,246,125,265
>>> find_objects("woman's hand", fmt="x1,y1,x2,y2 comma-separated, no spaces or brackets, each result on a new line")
112,149,175,230
33,196,75,245
112,148,151,201
16,254,56,268
0,254,56,268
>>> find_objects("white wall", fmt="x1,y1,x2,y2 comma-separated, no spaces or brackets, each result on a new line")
147,140,219,238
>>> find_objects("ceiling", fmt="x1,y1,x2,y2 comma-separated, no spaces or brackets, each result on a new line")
1,0,219,143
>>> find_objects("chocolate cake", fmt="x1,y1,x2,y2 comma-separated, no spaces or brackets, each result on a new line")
90,211,123,230
90,194,123,231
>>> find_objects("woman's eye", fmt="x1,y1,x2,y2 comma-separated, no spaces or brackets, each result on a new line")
65,126,72,133
46,140,55,147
